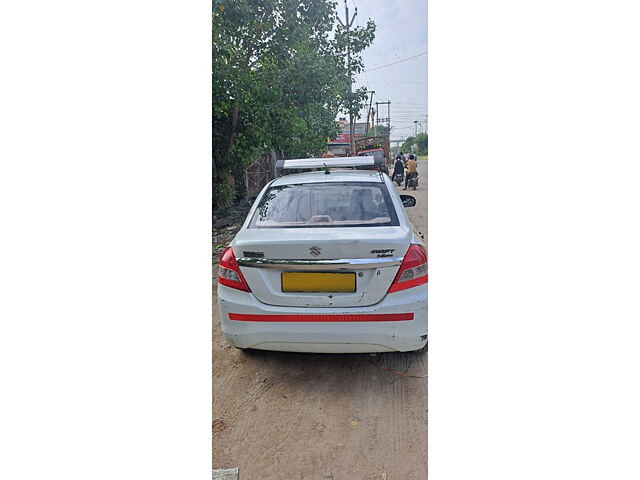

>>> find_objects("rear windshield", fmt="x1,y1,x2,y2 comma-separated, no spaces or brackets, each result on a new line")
249,181,399,228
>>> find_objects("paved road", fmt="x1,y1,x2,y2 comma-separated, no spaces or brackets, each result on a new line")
212,159,428,479
392,156,427,240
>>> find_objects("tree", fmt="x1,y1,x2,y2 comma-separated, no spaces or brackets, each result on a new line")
331,16,376,149
415,132,428,155
400,135,415,154
213,0,376,206
401,133,427,155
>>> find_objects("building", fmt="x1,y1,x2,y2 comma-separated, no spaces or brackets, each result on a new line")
326,118,369,156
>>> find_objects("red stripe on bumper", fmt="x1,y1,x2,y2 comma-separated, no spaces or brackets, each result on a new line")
228,313,414,322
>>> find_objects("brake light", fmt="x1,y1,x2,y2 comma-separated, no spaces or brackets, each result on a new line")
388,244,428,293
217,247,251,292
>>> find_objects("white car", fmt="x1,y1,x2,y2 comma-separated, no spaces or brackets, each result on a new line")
217,160,427,353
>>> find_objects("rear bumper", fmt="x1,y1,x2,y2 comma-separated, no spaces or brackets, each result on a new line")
217,283,427,353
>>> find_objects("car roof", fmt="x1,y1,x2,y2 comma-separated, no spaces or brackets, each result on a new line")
271,170,385,186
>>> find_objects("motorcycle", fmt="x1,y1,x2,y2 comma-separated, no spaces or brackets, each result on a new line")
392,171,404,186
407,173,419,190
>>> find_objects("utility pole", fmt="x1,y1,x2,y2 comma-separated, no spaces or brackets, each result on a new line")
414,120,418,137
375,101,391,133
337,0,357,154
365,90,375,136
387,102,391,132
387,102,391,160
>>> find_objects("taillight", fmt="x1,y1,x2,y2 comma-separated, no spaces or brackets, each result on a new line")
217,247,251,292
388,244,428,293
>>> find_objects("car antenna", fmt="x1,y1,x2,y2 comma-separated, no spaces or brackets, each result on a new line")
323,163,330,174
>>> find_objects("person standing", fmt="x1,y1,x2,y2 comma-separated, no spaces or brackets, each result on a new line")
404,154,418,190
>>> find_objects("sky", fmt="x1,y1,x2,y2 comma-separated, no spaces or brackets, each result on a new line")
346,0,428,141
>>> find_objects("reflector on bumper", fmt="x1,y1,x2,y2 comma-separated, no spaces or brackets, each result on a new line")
228,313,414,322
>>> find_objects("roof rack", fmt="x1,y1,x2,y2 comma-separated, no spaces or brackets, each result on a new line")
277,156,374,171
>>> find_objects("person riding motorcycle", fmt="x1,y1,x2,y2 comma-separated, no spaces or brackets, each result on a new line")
393,155,404,178
404,154,418,190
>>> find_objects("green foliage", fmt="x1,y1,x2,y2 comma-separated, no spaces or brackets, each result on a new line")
400,136,414,154
415,132,428,155
331,18,376,123
213,0,376,190
401,133,428,155
213,177,234,211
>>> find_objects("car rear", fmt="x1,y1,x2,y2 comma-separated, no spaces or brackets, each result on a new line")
216,171,427,353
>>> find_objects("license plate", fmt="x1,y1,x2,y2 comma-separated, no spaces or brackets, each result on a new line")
281,272,356,293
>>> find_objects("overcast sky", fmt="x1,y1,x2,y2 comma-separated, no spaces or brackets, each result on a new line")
348,0,428,140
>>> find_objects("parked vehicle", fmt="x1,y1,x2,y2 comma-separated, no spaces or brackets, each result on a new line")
354,136,391,173
217,160,428,353
356,148,387,173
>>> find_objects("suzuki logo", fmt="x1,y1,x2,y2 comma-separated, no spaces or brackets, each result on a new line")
309,246,321,256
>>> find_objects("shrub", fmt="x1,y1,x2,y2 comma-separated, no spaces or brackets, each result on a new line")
213,178,234,212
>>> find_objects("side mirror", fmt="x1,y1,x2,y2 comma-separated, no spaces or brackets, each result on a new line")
400,195,416,208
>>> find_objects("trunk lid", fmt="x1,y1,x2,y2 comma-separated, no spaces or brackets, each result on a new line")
232,226,411,307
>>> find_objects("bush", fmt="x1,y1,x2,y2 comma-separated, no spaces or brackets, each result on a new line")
213,178,234,213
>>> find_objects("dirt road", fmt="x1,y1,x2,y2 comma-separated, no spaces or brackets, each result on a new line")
213,158,428,479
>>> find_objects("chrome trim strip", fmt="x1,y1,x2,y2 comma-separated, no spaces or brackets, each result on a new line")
236,256,403,270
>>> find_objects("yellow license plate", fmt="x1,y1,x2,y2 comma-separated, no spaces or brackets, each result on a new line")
281,272,356,293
